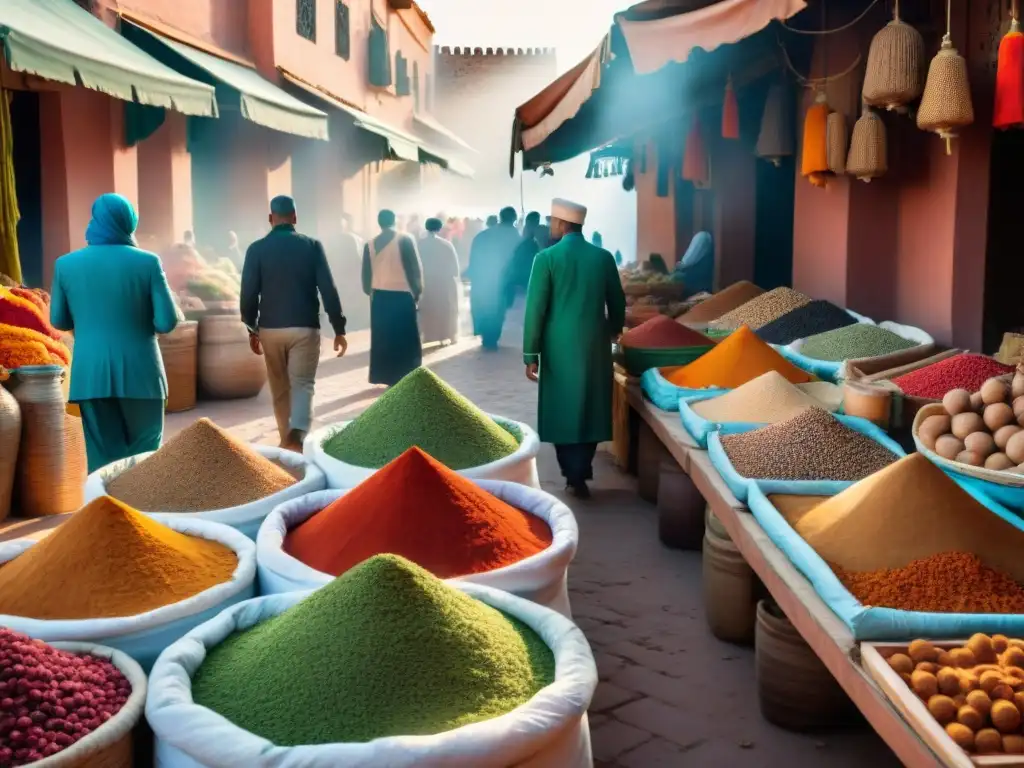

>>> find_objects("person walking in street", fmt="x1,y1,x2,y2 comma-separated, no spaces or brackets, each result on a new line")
241,196,348,452
523,198,626,498
331,213,367,332
418,217,461,346
50,193,180,472
508,211,541,310
362,209,423,385
465,206,520,350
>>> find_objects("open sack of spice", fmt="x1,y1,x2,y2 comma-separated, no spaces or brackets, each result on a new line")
640,325,816,412
83,417,326,539
706,406,903,503
780,320,935,382
747,453,1024,640
256,447,578,616
147,555,596,768
0,496,256,671
304,367,540,489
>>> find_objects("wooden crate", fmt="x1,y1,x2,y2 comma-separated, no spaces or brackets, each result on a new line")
861,641,1024,767
612,365,637,471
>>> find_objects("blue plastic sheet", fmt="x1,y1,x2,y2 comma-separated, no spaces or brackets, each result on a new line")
941,471,1024,517
774,345,842,382
746,483,1024,640
639,368,728,412
706,415,906,503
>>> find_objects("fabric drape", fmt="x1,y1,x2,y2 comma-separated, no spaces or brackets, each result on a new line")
0,87,21,285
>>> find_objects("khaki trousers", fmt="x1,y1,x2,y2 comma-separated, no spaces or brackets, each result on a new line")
259,328,321,443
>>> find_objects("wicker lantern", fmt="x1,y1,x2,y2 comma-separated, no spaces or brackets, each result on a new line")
826,112,848,174
722,76,740,139
994,4,1024,129
846,104,887,182
682,116,710,187
861,0,925,112
917,0,974,155
801,91,831,187
756,81,793,166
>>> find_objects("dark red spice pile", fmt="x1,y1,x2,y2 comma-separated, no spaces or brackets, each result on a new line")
0,629,132,765
620,315,713,349
892,353,1013,399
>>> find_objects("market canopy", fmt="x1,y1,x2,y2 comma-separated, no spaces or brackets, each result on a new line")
123,22,329,141
414,113,477,154
0,0,216,117
419,146,475,178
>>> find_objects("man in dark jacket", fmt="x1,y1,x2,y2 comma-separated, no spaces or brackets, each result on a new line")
241,196,347,451
465,206,520,350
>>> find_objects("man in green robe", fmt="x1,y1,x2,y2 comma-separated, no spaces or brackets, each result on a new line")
523,198,626,498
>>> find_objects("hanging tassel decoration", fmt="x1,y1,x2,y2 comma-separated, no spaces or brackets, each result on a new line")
722,76,740,139
917,0,974,155
826,112,848,175
682,116,710,187
801,91,832,187
756,80,793,166
846,103,888,182
994,0,1024,129
862,0,925,112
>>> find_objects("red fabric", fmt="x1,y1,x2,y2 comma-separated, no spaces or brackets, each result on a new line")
995,30,1024,129
682,117,709,185
722,79,740,139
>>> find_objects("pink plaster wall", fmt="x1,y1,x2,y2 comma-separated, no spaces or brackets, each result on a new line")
635,143,677,265
137,112,194,247
103,0,250,56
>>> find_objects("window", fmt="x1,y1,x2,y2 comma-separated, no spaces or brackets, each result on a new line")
297,0,316,41
413,62,420,111
395,53,411,96
368,16,392,87
335,1,351,59
425,73,433,112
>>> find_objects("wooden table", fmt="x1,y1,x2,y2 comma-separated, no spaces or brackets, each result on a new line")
626,386,945,768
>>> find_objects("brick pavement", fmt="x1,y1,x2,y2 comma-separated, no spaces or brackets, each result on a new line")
172,327,904,768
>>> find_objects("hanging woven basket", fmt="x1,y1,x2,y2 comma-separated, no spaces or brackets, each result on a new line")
846,106,888,182
862,4,926,112
994,17,1024,129
756,81,793,166
682,116,710,188
801,91,832,187
917,20,974,154
826,112,848,174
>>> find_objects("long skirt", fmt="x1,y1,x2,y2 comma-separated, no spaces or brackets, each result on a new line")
420,277,460,345
369,289,422,386
78,397,165,473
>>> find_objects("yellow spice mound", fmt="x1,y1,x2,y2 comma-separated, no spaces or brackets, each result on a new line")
692,371,828,423
0,496,238,619
767,494,830,528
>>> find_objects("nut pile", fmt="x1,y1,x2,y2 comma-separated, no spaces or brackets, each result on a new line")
887,634,1024,755
719,407,899,481
710,287,811,331
917,368,1024,473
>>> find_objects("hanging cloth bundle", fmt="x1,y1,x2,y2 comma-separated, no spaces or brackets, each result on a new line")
801,91,832,187
682,116,710,188
846,103,888,182
862,0,925,112
917,0,974,154
994,0,1024,129
826,112,848,175
756,80,793,166
0,86,21,286
722,76,740,139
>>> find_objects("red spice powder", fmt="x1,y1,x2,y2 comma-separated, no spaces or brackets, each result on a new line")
892,353,1013,399
284,447,553,579
620,315,713,349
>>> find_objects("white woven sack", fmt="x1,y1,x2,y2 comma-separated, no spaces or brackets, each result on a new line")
0,516,257,671
84,445,327,539
256,481,578,617
147,583,596,768
304,414,541,489
33,642,148,767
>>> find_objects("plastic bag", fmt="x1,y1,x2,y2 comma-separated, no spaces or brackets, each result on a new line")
256,481,578,617
84,445,327,540
147,583,597,768
304,415,540,489
0,516,257,671
639,368,727,412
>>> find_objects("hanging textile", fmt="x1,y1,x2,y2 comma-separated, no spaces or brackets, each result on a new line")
722,77,739,139
994,4,1024,129
0,87,22,286
801,92,831,187
682,116,710,187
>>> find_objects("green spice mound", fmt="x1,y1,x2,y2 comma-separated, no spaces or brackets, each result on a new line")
323,367,520,469
799,324,917,362
191,554,555,745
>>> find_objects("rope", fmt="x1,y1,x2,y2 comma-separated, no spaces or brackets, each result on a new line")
779,41,863,87
781,0,883,35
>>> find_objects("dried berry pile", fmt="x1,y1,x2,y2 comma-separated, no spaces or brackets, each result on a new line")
893,353,1014,400
755,300,858,346
0,629,132,765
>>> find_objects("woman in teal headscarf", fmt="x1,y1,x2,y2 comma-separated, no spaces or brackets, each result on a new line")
50,193,179,471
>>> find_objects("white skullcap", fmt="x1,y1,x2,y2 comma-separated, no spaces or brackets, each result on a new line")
551,198,587,225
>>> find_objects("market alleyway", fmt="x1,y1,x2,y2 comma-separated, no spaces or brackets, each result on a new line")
168,325,904,768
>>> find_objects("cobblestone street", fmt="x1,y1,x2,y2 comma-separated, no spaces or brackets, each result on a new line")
170,326,903,767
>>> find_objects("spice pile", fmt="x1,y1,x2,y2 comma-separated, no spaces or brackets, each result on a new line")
620,316,711,349
0,287,71,371
710,287,811,330
105,418,297,511
719,407,898,481
917,371,1024,471
799,324,917,362
894,353,1014,400
767,493,831,528
192,554,554,745
0,496,237,619
323,367,520,470
0,628,133,765
286,448,552,579
690,371,832,423
678,281,764,325
661,326,814,390
756,300,858,346
887,634,1024,756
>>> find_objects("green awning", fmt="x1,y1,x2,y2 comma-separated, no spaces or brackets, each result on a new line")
420,146,475,178
0,0,216,117
125,23,328,141
280,71,421,160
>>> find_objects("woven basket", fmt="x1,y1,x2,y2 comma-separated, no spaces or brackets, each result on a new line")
912,403,1024,488
846,107,888,182
160,321,198,413
7,366,86,517
826,112,847,174
757,80,793,166
862,17,925,111
0,379,20,523
198,316,267,400
917,39,974,153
